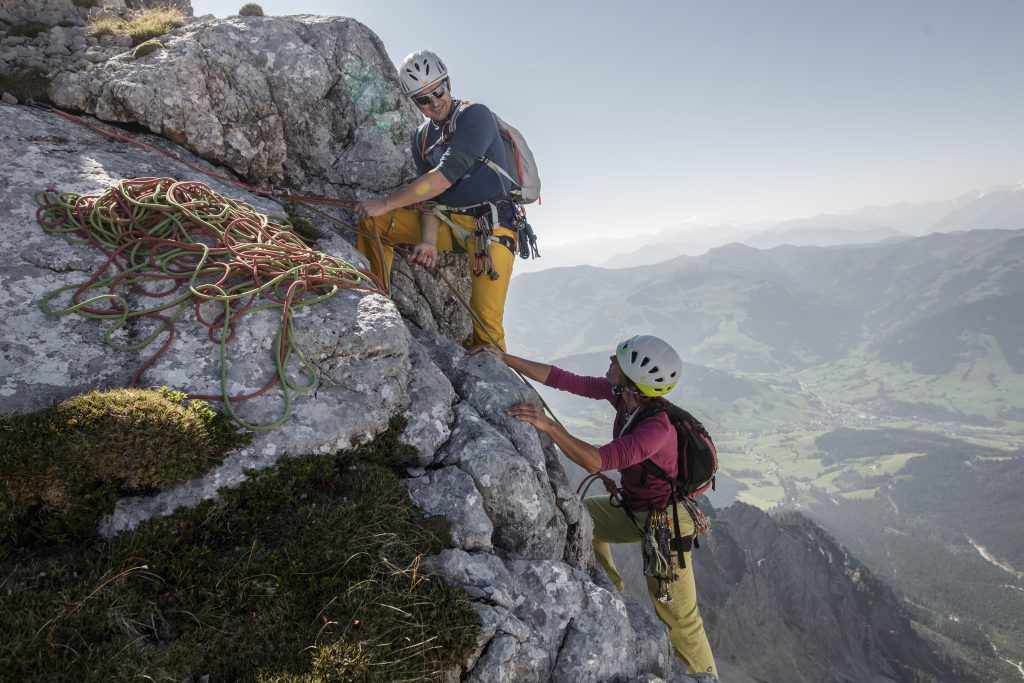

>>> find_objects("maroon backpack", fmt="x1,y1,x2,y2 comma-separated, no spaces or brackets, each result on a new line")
631,399,718,500
622,400,718,566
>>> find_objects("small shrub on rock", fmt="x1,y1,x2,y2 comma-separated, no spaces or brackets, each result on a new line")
8,21,51,39
238,3,265,16
0,67,51,103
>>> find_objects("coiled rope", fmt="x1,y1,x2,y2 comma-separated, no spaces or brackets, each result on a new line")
35,177,385,431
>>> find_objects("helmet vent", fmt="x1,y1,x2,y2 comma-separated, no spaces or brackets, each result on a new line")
640,357,650,367
649,366,659,374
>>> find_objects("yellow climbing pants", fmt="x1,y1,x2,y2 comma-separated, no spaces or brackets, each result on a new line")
356,209,515,351
585,496,718,678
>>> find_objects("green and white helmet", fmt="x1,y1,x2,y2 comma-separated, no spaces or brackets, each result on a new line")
616,334,681,397
399,50,448,96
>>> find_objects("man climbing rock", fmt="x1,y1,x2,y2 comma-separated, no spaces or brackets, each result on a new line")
355,49,519,350
475,336,719,681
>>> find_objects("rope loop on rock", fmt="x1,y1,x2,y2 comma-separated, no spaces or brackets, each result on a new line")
35,177,386,431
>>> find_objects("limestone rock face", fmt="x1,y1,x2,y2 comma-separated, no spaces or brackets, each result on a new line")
0,0,88,27
0,12,693,681
47,15,420,199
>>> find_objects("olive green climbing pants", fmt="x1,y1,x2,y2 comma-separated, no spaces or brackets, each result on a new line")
356,209,515,351
585,496,718,678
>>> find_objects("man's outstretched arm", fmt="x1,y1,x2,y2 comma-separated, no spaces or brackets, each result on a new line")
355,169,452,218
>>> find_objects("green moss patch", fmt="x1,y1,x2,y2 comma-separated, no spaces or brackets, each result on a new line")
280,200,327,242
1,387,246,544
0,418,479,681
131,39,162,59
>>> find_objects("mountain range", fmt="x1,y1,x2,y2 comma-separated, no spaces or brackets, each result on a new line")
508,227,1024,381
517,180,1024,273
507,223,1024,680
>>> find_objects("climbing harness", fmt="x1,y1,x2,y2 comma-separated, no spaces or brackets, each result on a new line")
34,177,384,431
426,202,510,281
576,471,690,603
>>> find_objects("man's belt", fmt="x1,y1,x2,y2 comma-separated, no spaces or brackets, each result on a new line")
432,198,513,218
429,205,517,257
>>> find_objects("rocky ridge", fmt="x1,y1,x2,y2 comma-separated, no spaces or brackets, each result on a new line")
0,7,691,682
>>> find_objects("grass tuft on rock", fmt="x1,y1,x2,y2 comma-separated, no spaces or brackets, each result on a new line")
87,7,184,45
239,3,265,17
124,7,183,45
0,387,246,544
86,14,121,37
0,417,479,681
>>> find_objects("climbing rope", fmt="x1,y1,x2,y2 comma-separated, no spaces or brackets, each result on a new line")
35,177,385,431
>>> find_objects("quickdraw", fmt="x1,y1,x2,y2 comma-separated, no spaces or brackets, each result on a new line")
644,509,679,603
471,214,499,280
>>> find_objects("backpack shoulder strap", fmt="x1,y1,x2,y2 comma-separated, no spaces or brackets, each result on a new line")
619,402,674,484
448,101,520,190
619,402,664,438
415,120,431,161
418,100,472,161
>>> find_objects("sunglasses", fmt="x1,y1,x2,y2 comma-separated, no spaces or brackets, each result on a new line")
411,80,449,106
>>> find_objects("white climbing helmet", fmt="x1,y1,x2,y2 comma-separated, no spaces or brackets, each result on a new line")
615,334,682,397
399,50,449,96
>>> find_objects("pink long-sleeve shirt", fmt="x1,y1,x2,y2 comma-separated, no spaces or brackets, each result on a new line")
545,366,678,512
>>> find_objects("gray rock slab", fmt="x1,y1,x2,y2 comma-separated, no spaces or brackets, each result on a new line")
48,15,420,199
400,335,456,465
404,467,493,552
441,403,565,560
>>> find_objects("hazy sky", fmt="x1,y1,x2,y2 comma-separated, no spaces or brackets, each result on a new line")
190,0,1024,246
